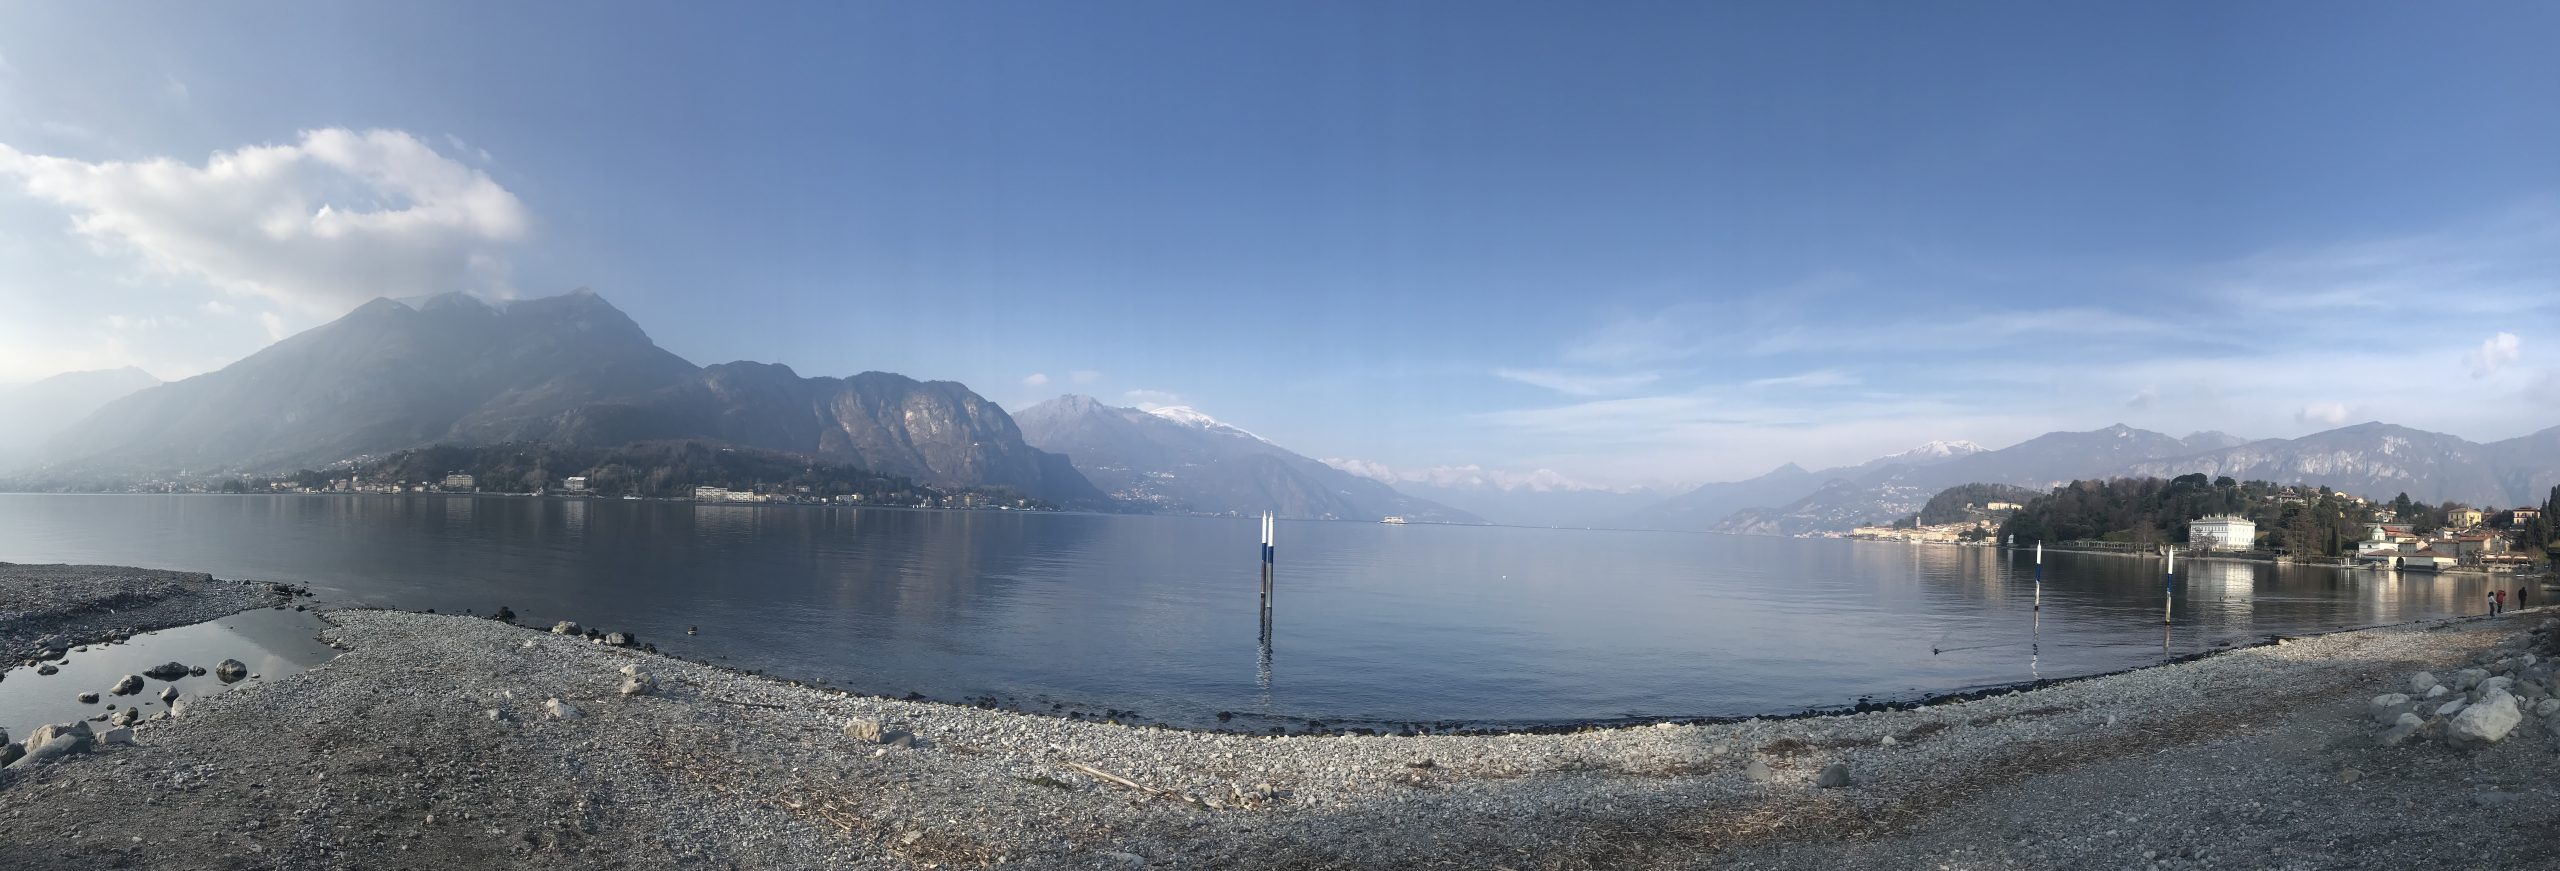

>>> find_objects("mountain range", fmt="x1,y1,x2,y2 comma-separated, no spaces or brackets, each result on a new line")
1632,423,2560,536
1013,395,1479,522
26,291,1100,504
0,367,163,467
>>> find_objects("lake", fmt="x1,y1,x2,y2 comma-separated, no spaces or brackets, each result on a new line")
0,494,2507,730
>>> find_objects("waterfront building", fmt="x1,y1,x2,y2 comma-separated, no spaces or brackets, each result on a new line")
2187,515,2257,551
440,473,476,492
563,476,589,492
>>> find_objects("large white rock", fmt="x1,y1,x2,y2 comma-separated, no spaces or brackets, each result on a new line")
2450,690,2522,746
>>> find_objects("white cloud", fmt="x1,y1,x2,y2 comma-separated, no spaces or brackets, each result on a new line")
2297,402,2351,426
2126,385,2160,410
162,75,189,103
1123,388,1182,410
0,128,529,314
1070,370,1101,385
1021,372,1050,388
258,312,289,342
199,299,234,316
1745,369,1858,390
2467,332,2521,378
1493,367,1659,396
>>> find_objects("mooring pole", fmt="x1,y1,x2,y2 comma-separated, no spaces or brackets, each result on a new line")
2164,548,2176,625
2034,541,2043,611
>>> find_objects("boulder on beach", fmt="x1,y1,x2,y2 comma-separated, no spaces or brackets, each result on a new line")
2456,668,2490,691
2450,690,2523,746
552,621,582,636
619,673,656,696
214,659,248,683
159,686,179,703
544,698,583,720
36,664,58,676
0,742,20,768
111,708,140,727
10,734,84,768
142,662,190,681
1814,762,1852,788
110,674,143,695
99,728,134,746
2378,713,2426,747
2410,672,2440,694
76,691,99,704
844,718,885,744
26,722,93,751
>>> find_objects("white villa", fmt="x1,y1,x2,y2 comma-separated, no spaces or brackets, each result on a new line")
2188,515,2257,551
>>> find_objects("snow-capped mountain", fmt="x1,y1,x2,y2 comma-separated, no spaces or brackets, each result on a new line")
1879,440,1987,462
1144,405,1268,442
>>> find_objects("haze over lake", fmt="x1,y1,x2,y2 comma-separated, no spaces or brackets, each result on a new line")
0,494,2500,729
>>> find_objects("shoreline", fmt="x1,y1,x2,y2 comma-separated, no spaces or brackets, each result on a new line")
7,566,2560,867
0,560,2519,738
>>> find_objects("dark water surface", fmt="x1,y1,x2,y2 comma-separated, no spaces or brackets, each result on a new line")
0,494,2506,729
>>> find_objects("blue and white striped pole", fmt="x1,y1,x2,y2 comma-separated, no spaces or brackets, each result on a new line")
2164,548,2176,625
1261,511,1275,564
2034,541,2043,611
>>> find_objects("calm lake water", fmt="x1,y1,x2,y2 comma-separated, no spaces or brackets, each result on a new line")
0,494,2509,729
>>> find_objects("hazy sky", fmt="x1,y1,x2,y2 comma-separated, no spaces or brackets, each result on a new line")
2,2,2556,489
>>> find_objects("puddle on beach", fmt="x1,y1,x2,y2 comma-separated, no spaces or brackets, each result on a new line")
1,607,339,740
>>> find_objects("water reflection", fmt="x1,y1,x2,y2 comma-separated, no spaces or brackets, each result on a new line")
0,495,2518,727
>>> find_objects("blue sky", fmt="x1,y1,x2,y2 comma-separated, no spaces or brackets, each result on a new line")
2,2,2557,488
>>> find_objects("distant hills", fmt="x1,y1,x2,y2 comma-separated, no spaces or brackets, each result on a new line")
1630,423,2560,536
1014,395,1479,522
26,291,1099,505
0,367,161,467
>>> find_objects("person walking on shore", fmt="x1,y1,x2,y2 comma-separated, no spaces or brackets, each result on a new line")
2495,588,2507,615
2489,590,2501,616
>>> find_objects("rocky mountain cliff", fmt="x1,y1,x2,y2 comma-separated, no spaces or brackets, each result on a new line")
521,362,1104,505
1014,395,1479,522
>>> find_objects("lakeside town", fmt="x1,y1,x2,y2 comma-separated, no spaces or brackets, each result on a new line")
1845,478,2559,575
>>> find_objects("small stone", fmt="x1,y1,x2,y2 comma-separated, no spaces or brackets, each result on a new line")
484,709,504,721
2370,692,2410,710
142,662,189,681
551,621,581,636
111,708,140,727
9,735,83,768
2410,672,2440,694
2425,685,2450,699
1814,762,1852,788
1096,851,1145,869
1743,759,1780,783
603,632,632,647
543,698,583,720
35,664,57,676
2534,698,2560,718
2378,713,2425,747
2456,668,2490,691
111,674,143,695
99,728,134,746
843,718,885,744
2336,767,2363,784
76,692,99,704
1879,735,1897,746
168,699,191,719
618,675,655,696
213,659,248,683
158,686,180,704
2435,698,2469,718
520,639,539,650
2480,676,2515,695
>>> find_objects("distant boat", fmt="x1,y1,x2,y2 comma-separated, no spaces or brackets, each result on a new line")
1381,516,1407,524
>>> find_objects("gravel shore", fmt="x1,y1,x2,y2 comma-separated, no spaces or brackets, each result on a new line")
1,563,284,664
4,589,2557,868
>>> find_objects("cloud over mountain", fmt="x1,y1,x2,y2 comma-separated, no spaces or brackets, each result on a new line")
0,128,527,313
